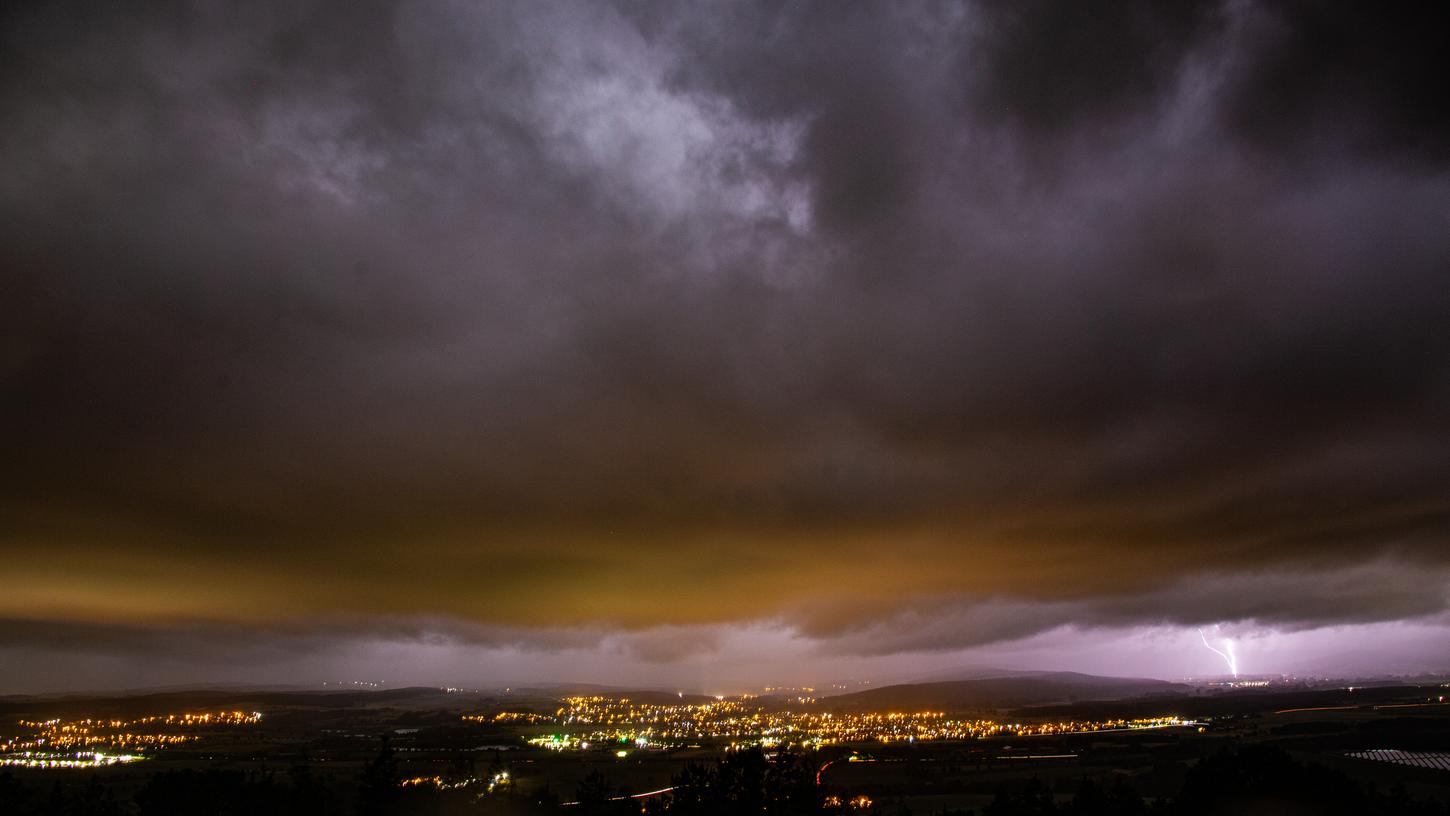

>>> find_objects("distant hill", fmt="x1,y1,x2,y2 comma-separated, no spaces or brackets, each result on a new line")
899,665,1033,684
819,671,1188,711
507,684,715,705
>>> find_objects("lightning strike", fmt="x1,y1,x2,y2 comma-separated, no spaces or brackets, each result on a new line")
1198,628,1239,678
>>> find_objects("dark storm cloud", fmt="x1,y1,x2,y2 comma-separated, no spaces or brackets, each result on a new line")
966,0,1226,136
2,0,1449,668
797,561,1450,656
0,616,603,662
1223,2,1450,162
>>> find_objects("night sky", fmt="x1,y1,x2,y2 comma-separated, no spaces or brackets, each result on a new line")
3,1,1449,693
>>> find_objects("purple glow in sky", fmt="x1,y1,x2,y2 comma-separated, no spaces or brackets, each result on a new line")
4,617,1448,696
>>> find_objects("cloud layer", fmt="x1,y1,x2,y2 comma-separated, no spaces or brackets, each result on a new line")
2,1,1449,684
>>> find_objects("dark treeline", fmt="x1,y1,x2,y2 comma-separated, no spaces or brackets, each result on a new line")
976,745,1450,816
1,743,1447,816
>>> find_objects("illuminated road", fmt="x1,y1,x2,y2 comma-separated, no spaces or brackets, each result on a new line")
1272,705,1358,714
560,786,678,807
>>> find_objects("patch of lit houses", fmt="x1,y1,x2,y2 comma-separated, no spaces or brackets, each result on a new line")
477,696,1191,752
0,711,262,769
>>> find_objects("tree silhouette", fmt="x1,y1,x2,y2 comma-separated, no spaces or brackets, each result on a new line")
1172,744,1364,816
765,748,823,816
357,735,402,816
984,777,1057,816
0,772,33,815
575,768,630,816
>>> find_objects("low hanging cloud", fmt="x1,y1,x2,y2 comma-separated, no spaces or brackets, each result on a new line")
797,561,1450,656
2,1,1449,686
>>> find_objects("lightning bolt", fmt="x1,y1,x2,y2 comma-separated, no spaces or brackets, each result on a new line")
1198,628,1239,678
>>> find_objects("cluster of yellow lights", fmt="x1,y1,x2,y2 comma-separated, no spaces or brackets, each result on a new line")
131,711,262,726
398,775,471,790
1,711,263,769
498,696,1192,750
823,794,874,810
466,712,553,724
0,751,145,769
398,770,508,792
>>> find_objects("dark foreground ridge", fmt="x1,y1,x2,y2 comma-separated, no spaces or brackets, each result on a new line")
4,743,1449,815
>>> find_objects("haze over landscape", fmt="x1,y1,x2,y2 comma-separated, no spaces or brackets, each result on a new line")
4,0,1449,695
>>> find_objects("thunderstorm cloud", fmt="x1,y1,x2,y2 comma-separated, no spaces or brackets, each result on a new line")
2,0,1449,687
